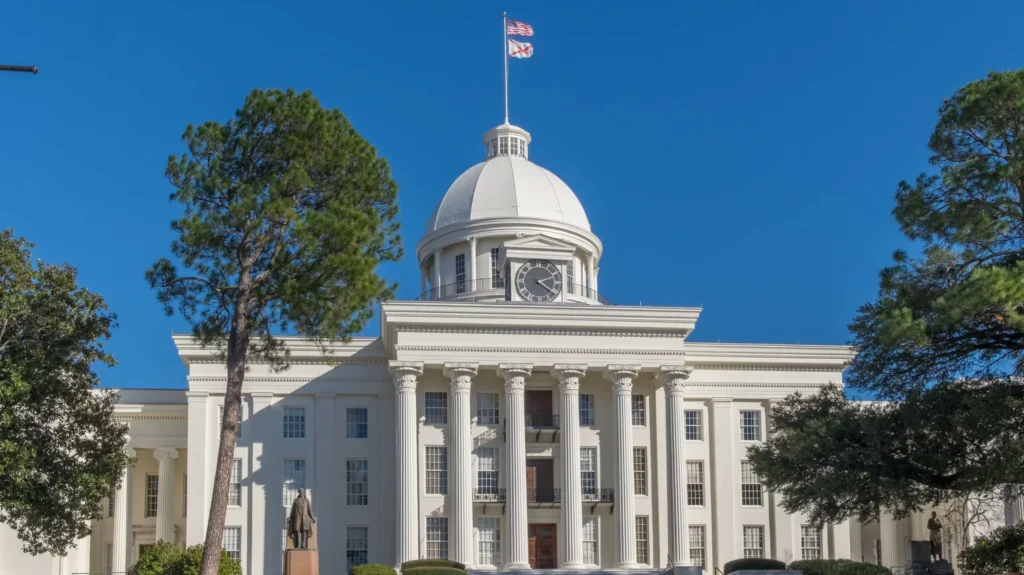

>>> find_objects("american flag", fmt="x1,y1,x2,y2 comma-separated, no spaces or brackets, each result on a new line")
507,20,534,37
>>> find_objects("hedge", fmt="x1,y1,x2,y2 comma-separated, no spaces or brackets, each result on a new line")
788,559,890,575
724,558,788,573
401,568,467,575
400,560,466,571
352,565,398,575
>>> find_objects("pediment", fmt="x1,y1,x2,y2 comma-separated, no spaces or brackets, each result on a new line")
500,234,577,261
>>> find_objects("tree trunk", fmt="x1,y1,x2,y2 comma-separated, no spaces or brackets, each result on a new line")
199,294,249,575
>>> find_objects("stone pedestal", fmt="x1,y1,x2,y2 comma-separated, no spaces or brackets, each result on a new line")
284,549,320,575
907,540,953,575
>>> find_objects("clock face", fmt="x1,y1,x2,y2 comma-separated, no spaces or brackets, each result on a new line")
514,259,563,302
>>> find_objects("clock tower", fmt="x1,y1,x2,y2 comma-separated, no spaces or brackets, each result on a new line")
498,235,577,303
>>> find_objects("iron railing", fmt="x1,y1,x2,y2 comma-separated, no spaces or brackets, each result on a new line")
527,487,561,503
521,487,614,504
473,487,507,502
581,487,615,503
416,278,610,305
525,413,560,429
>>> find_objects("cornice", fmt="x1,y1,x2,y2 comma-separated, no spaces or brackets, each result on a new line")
397,326,682,338
187,375,390,384
172,334,385,366
417,217,604,263
396,345,685,357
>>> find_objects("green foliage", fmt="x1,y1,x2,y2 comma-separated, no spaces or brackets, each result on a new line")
788,559,889,575
400,560,466,570
129,543,242,575
350,563,398,575
400,567,467,575
748,69,1024,524
0,229,128,556
957,524,1024,575
723,557,787,573
147,88,402,575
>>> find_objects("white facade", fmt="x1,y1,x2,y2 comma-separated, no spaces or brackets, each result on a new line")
5,121,1023,575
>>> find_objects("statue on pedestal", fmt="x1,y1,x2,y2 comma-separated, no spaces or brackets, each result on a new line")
288,489,316,549
927,511,944,561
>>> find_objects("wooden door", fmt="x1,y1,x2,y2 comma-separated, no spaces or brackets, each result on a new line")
526,462,537,502
528,524,557,568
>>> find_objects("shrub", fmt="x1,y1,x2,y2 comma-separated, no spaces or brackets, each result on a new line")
724,558,788,573
958,524,1024,575
788,559,889,575
352,564,398,575
129,543,241,575
400,560,466,571
401,567,467,575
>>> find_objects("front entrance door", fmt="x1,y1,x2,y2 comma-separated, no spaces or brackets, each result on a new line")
526,459,555,502
528,524,557,568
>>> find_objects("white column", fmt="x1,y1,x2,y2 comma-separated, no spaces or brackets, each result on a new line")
587,255,597,295
555,364,587,569
850,519,863,562
111,444,135,575
249,392,273,575
420,267,427,298
391,362,424,567
833,520,852,560
185,391,210,545
500,364,533,569
606,365,640,568
315,394,336,568
879,511,899,569
69,533,91,575
1015,493,1024,525
710,398,736,569
154,448,179,543
433,249,442,295
660,365,693,567
468,237,478,290
446,363,478,567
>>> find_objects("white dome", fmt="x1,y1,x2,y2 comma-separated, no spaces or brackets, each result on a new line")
425,155,591,234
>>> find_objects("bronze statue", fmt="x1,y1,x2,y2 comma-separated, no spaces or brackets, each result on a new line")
927,511,943,561
288,488,316,549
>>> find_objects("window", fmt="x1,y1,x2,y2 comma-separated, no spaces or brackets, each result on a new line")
477,517,500,566
477,392,499,424
636,516,650,565
107,484,115,517
685,410,703,440
567,260,575,294
580,447,597,495
347,407,368,439
145,474,159,517
499,136,509,156
743,525,765,558
426,446,448,494
632,395,646,426
229,459,242,506
347,526,369,571
425,392,448,424
741,461,763,506
510,137,520,157
689,525,707,569
633,447,648,495
740,410,762,441
583,517,598,565
105,543,113,575
686,461,705,506
283,459,306,507
347,460,369,506
455,253,466,293
427,517,449,559
579,394,595,426
223,526,241,562
477,448,499,494
219,404,242,439
490,248,502,288
801,525,823,560
283,407,306,438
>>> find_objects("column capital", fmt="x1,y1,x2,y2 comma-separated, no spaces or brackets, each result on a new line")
659,365,693,395
498,364,533,391
554,364,587,392
433,248,443,257
604,365,640,393
389,361,424,392
444,363,478,392
467,236,477,245
153,447,179,461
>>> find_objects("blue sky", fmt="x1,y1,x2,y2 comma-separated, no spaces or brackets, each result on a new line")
3,1,1022,390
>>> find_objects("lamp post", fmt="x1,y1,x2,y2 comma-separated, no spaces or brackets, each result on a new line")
0,65,38,74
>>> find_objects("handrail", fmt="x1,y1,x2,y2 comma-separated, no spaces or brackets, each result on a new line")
415,277,611,305
524,413,560,429
473,487,507,502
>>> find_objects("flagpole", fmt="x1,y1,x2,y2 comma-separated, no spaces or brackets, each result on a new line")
503,11,509,124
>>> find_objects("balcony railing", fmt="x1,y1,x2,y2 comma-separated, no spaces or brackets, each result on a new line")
473,488,507,502
519,487,614,504
527,487,561,504
525,413,560,429
416,278,611,305
582,488,615,503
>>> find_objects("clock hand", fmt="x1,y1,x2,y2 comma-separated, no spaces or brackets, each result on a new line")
533,278,556,294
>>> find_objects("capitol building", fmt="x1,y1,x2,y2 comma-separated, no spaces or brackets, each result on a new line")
4,122,1021,575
